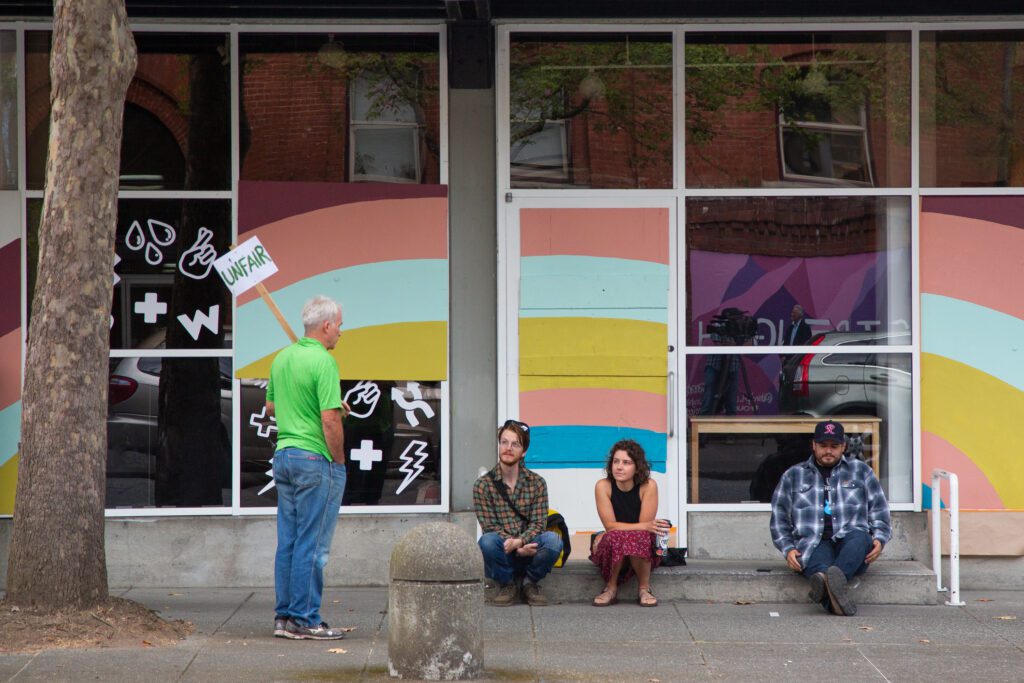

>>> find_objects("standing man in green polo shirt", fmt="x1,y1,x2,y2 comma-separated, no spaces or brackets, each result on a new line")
267,295,349,640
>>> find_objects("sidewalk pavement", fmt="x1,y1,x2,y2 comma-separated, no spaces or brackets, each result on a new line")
1,586,1022,682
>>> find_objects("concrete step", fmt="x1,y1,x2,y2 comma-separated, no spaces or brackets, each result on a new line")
535,559,937,606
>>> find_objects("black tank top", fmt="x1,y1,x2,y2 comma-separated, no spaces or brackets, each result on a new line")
610,482,641,523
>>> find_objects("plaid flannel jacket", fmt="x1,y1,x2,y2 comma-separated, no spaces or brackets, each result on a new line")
770,454,892,567
473,464,548,544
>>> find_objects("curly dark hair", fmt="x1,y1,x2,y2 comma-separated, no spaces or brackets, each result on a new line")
604,439,651,487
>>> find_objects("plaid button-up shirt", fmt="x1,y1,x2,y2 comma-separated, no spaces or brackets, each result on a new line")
770,454,892,567
473,464,548,544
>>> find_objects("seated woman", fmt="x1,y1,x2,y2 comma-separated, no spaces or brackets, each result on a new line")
589,439,668,607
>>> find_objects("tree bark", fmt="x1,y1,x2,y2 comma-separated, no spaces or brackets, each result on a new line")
6,0,136,609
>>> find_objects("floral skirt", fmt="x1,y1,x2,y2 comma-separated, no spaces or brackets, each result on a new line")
589,529,661,583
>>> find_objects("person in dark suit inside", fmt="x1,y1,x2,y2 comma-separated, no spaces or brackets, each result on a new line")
784,305,812,346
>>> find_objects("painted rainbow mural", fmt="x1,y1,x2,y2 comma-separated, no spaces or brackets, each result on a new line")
920,197,1024,511
0,223,20,515
518,207,669,481
235,181,448,380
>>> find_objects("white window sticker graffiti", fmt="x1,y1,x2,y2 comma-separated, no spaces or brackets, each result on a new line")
343,381,381,419
396,440,430,495
177,304,220,340
391,381,435,427
178,226,219,280
133,291,168,323
249,406,278,439
350,439,384,471
125,218,177,265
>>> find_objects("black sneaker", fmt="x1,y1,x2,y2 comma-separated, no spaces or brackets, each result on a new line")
808,572,827,605
825,565,857,616
273,616,290,638
284,620,346,640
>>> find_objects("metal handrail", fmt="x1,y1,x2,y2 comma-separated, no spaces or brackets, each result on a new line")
930,469,966,606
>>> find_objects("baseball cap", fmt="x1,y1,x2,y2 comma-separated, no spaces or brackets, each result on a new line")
813,420,845,443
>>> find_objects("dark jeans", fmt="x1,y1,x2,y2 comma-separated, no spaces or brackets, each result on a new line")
479,531,563,586
802,530,872,581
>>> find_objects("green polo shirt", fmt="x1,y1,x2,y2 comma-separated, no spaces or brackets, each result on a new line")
266,337,342,460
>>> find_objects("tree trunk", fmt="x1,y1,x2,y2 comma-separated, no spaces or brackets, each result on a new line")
6,0,136,610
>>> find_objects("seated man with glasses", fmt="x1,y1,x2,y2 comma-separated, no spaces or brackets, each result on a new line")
473,419,563,606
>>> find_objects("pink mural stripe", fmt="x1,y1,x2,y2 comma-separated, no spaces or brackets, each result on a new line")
520,388,667,433
0,328,20,408
922,196,1024,231
0,240,20,338
237,197,448,306
921,211,1024,319
922,431,1003,510
239,181,447,235
521,208,669,264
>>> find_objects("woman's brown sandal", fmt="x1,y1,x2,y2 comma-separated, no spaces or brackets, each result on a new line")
638,587,658,607
592,587,618,606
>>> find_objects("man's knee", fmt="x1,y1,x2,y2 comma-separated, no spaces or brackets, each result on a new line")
478,532,506,556
534,531,563,556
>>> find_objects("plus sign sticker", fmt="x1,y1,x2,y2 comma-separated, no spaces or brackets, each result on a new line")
134,291,167,323
350,439,383,471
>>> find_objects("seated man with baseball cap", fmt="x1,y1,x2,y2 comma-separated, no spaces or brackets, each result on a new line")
769,419,892,616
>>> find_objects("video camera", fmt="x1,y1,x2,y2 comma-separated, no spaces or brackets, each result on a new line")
707,307,758,345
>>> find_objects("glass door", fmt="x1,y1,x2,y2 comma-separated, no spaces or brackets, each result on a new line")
499,195,681,541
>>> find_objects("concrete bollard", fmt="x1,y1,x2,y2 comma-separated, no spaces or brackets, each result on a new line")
388,521,484,680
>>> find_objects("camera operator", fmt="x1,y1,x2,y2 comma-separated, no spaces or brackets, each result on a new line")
699,308,756,416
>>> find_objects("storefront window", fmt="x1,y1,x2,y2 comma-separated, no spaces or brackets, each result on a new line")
239,33,440,184
509,33,673,189
685,196,912,346
25,32,230,191
27,199,232,350
107,356,233,508
686,350,912,504
240,379,443,508
0,31,16,190
921,30,1024,187
685,32,910,188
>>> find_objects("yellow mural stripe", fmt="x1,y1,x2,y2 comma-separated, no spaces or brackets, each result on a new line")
237,321,448,380
519,375,667,394
519,318,667,377
0,453,16,516
922,353,1024,508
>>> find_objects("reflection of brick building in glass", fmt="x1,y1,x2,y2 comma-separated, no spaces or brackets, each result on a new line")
24,33,441,189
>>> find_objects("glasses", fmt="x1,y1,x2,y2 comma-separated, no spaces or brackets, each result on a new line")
499,439,523,450
502,419,529,432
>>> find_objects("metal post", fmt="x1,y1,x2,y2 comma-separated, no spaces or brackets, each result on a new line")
930,469,966,606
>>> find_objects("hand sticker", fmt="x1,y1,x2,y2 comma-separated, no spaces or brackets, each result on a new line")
178,227,218,280
343,381,382,419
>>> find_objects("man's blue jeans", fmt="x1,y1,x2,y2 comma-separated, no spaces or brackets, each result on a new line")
479,531,563,585
802,530,873,581
273,448,347,627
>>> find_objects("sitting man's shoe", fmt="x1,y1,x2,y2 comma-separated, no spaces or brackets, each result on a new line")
284,620,347,640
273,616,290,638
808,572,827,606
521,581,548,606
825,565,857,617
491,582,518,606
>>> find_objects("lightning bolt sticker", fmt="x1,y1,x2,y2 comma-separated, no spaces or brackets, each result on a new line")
258,455,276,496
396,440,430,495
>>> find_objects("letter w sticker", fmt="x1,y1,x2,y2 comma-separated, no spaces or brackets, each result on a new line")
177,304,220,340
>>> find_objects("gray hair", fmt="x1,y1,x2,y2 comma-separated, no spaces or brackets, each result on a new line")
301,295,342,329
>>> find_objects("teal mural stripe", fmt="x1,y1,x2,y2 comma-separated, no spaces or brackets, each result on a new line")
922,294,1024,392
236,259,448,369
0,400,20,466
520,256,669,313
525,425,667,473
